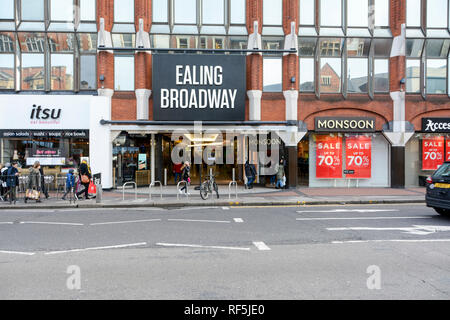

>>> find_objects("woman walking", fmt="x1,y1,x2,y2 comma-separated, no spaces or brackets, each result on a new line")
179,161,191,195
76,160,92,200
27,161,42,203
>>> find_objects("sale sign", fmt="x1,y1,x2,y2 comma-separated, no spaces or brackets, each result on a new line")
446,139,450,161
316,135,342,178
345,136,372,178
422,136,445,170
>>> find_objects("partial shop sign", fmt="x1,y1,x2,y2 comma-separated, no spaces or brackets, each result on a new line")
422,118,450,133
345,136,372,178
447,140,450,161
152,54,246,121
316,135,343,179
422,136,445,170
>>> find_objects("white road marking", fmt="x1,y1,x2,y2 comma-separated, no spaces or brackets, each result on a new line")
90,219,161,226
233,218,244,223
19,221,84,226
0,250,35,256
45,242,148,255
327,225,450,236
155,243,250,251
296,216,431,221
332,239,450,244
297,209,399,213
0,222,14,225
222,207,230,210
167,219,231,223
252,241,271,251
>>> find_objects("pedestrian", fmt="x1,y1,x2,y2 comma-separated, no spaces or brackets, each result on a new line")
179,161,191,195
1,163,10,201
173,161,183,184
0,163,4,201
244,160,256,189
39,164,49,199
275,158,285,189
26,161,42,203
61,169,76,200
5,162,19,204
76,160,92,200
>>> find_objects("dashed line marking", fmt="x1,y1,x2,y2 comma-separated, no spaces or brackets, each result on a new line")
0,222,14,225
90,219,161,226
0,250,35,256
167,219,231,223
44,242,148,255
233,218,244,223
155,242,250,251
19,221,84,226
252,241,271,251
332,239,450,244
296,216,431,221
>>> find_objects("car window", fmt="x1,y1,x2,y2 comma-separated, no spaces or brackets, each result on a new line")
433,163,450,178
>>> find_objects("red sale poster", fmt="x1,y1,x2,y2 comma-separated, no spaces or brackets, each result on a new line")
345,136,372,178
422,136,445,170
447,140,450,161
316,135,342,178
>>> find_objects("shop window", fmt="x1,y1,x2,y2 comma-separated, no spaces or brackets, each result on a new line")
114,55,134,91
263,57,282,92
21,53,45,90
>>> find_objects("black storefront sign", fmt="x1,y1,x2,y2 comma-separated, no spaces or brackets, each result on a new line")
422,118,450,133
152,54,246,121
315,117,376,132
0,130,89,138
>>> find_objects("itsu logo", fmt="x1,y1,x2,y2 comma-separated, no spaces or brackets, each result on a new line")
30,104,61,124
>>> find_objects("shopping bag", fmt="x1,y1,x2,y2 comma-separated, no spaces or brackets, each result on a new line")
88,181,96,194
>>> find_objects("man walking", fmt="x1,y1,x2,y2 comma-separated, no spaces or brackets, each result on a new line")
244,160,257,189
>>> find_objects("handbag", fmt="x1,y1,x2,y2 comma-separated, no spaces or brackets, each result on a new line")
88,181,96,194
81,174,90,184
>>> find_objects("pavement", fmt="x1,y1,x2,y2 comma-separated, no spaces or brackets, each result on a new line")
0,184,427,209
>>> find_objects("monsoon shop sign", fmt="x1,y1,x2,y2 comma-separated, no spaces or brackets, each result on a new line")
152,54,246,121
315,117,376,132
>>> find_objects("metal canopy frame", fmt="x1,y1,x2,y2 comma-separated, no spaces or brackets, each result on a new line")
97,46,297,55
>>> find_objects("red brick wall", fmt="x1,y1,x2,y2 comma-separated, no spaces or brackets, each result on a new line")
407,96,450,129
112,93,137,120
261,93,285,121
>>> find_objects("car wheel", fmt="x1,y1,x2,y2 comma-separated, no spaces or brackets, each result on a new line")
434,208,450,216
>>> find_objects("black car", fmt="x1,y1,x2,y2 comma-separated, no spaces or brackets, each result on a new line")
426,161,450,216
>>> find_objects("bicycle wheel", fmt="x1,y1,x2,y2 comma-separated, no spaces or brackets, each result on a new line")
200,181,209,200
213,182,219,199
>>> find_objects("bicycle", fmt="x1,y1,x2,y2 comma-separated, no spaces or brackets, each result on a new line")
200,174,219,200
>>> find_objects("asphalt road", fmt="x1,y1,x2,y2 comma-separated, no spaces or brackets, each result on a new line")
1,203,449,299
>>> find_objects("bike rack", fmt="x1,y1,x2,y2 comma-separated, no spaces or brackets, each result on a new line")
122,181,137,201
228,181,238,199
177,181,189,200
149,181,163,200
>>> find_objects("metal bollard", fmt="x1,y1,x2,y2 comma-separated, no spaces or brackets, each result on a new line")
164,168,167,186
96,183,102,203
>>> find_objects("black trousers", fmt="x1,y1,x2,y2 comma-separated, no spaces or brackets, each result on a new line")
76,182,90,199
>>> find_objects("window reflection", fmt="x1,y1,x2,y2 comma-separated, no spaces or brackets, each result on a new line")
263,38,283,50
50,0,73,21
152,0,168,23
406,59,420,93
21,0,45,21
0,0,14,20
299,0,315,25
172,35,198,49
203,0,224,25
112,34,135,47
374,59,389,92
319,39,342,56
77,33,97,52
80,55,96,90
0,53,14,89
48,33,74,52
299,58,314,92
346,38,370,57
427,0,447,28
151,34,170,48
406,0,421,27
229,37,247,49
406,39,424,57
263,0,282,26
347,0,368,27
51,54,73,90
21,53,45,90
80,0,96,21
320,58,341,93
321,0,342,26
174,0,196,24
114,0,134,23
298,38,316,56
372,38,392,57
0,32,15,52
426,40,450,58
114,56,134,91
347,58,368,93
199,36,225,49
427,60,446,94
374,0,389,27
19,33,46,52
263,57,282,92
230,0,246,24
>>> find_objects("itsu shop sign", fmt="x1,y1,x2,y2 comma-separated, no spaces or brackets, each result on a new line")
152,54,246,121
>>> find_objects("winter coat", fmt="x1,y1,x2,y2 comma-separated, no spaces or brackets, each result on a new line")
28,167,41,189
66,172,76,189
79,163,92,181
275,163,285,180
6,166,19,187
181,165,190,181
245,163,256,178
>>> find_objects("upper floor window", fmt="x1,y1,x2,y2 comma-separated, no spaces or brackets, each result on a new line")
112,0,135,47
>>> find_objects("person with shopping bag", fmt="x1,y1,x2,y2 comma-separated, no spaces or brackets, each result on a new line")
76,160,92,200
25,161,42,203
